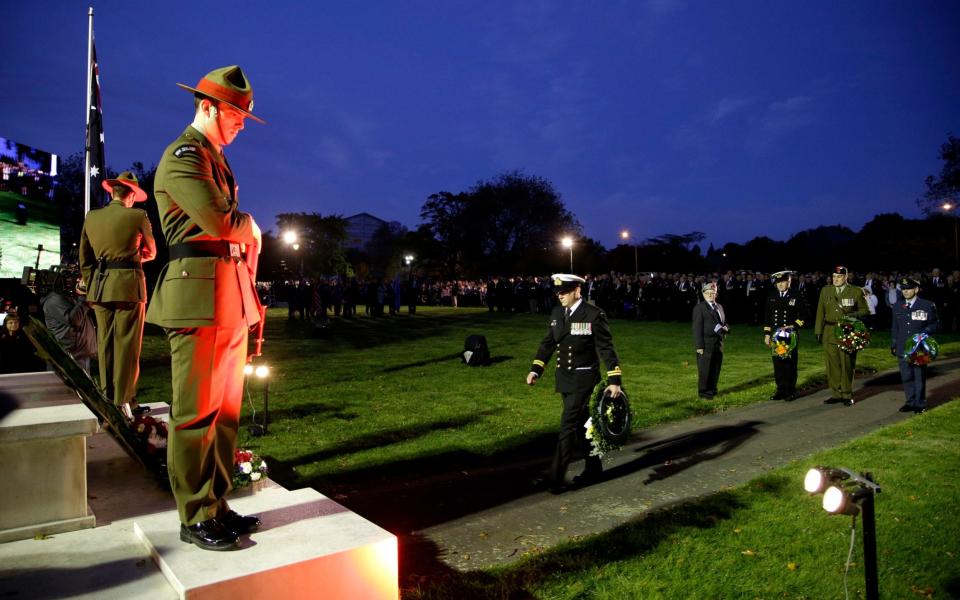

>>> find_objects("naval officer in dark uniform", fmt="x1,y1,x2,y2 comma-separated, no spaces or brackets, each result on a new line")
79,171,156,418
147,66,264,551
527,274,623,493
762,270,808,400
890,277,939,414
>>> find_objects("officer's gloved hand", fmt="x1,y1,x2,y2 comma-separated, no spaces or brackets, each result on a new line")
815,334,822,344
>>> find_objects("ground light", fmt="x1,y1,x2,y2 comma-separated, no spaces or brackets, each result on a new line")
804,466,882,600
244,361,271,436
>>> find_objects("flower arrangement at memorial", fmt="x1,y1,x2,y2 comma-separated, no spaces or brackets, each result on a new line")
233,449,268,489
132,414,168,456
903,332,939,366
584,380,632,457
770,327,797,359
834,317,871,354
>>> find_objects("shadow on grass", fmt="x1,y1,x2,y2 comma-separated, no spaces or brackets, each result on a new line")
272,310,523,351
382,352,463,373
272,430,558,534
401,489,758,599
718,375,774,395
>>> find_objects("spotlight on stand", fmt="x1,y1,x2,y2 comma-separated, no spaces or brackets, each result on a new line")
244,360,271,437
803,466,882,600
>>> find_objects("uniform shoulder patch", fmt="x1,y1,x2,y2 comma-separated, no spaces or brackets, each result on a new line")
173,145,199,158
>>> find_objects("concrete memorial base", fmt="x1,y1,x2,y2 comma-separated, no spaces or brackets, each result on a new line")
134,486,398,600
0,372,99,543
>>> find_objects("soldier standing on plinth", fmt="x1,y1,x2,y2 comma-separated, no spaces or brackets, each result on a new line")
762,270,808,401
814,266,868,406
527,274,623,494
79,171,156,419
147,66,264,551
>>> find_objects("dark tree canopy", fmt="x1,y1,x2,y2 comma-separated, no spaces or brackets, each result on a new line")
420,171,580,277
273,212,349,278
918,134,960,215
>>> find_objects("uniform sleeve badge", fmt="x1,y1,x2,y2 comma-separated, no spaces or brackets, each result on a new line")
173,145,199,158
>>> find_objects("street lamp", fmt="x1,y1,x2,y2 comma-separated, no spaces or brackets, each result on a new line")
620,230,638,275
283,230,303,278
561,237,574,271
943,202,958,269
404,254,414,277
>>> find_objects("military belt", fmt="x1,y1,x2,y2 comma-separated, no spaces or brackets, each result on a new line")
96,257,142,271
168,241,242,261
823,320,837,326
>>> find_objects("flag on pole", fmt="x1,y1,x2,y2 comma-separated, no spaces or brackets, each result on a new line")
85,38,107,210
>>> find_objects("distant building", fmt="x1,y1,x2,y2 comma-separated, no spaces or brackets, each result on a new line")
344,212,388,251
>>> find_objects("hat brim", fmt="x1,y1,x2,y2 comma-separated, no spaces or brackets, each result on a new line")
102,179,148,203
176,83,266,124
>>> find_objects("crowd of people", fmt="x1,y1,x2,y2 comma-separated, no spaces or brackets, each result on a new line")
263,268,959,334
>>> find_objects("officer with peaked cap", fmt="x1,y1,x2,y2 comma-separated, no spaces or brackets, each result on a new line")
79,171,156,418
527,274,623,493
890,277,939,413
814,266,868,406
147,66,264,550
763,270,808,400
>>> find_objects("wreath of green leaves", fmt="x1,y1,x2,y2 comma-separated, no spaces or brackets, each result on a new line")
586,379,633,456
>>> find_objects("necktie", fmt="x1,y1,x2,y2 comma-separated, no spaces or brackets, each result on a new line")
780,292,786,299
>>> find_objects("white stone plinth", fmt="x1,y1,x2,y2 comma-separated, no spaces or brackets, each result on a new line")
0,401,99,542
134,487,398,600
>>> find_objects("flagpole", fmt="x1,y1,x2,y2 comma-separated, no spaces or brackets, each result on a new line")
84,7,93,215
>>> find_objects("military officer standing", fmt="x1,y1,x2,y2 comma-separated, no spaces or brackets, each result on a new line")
79,172,156,418
527,274,623,494
147,66,263,551
890,278,939,413
762,270,808,400
814,266,869,406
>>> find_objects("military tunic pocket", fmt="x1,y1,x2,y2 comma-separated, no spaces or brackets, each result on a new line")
160,257,216,320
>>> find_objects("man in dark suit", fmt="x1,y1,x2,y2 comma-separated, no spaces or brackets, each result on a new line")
527,274,623,493
890,277,939,414
762,270,809,400
693,281,728,399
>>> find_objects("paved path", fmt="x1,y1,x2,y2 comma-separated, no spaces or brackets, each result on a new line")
420,358,960,571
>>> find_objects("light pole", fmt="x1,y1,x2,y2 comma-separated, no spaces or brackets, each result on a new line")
620,230,638,275
404,254,414,277
283,230,303,278
943,202,958,270
561,237,574,272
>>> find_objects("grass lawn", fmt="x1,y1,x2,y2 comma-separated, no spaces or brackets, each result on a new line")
134,307,959,598
411,399,960,599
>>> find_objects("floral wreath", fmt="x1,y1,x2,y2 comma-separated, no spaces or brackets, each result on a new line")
834,317,871,354
903,333,939,366
233,449,269,489
770,327,798,360
584,380,632,457
132,414,168,457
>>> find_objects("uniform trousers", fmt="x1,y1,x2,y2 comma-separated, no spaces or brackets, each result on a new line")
898,360,927,408
697,348,723,397
822,328,857,400
549,389,601,484
93,302,145,406
166,325,247,525
772,348,799,395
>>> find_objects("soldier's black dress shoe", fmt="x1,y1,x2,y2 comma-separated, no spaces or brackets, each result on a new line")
844,399,855,407
572,470,603,489
180,518,239,551
913,407,926,414
769,393,782,401
220,510,261,535
898,404,914,413
823,397,843,404
785,393,797,402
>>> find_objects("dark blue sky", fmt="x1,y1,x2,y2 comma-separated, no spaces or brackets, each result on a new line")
3,1,958,250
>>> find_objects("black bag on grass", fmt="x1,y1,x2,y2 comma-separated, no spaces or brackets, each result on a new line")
462,334,491,366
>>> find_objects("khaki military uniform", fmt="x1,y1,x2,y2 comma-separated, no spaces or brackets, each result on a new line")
79,200,156,406
814,284,868,400
147,126,261,526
